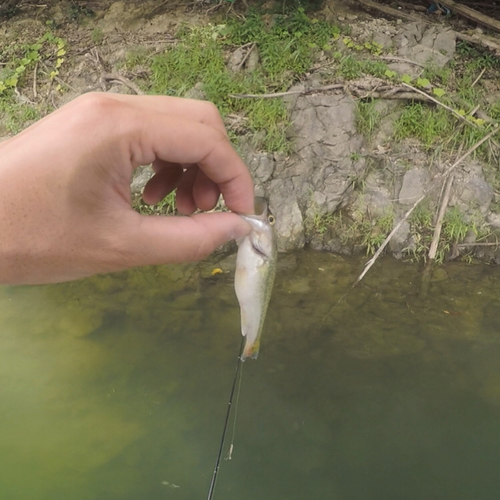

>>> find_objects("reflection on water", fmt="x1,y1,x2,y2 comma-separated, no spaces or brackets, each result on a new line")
2,251,500,499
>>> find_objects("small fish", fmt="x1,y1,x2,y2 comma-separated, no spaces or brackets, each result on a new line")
235,197,277,360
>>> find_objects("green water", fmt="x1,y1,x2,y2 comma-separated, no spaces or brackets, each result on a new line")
1,251,500,500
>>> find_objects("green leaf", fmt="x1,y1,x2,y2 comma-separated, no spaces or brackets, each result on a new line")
474,118,485,126
401,74,412,84
457,109,466,116
385,69,397,79
432,87,446,97
416,78,430,88
55,58,64,69
56,48,66,57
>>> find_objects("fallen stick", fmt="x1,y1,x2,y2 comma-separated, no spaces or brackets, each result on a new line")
471,67,486,88
428,174,454,261
457,242,500,247
230,83,344,99
402,82,477,126
103,73,144,95
354,127,500,286
354,195,426,286
235,43,256,72
33,61,38,99
440,0,500,34
357,0,500,56
379,56,425,68
439,126,499,179
357,0,423,23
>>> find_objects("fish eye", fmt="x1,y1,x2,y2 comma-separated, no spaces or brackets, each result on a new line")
268,215,275,225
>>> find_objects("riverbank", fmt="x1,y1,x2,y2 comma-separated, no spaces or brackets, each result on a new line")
1,0,500,263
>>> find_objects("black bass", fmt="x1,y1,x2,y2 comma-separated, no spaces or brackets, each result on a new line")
235,197,277,360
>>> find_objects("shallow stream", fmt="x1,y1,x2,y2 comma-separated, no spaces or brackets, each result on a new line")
1,251,500,499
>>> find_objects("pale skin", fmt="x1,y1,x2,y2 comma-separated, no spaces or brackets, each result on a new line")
0,93,254,285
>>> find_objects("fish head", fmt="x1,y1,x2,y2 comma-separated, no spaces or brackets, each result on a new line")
239,197,277,260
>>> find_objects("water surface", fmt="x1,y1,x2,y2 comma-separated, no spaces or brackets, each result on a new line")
1,251,500,499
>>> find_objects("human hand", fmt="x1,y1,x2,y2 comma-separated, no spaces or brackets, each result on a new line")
0,93,254,285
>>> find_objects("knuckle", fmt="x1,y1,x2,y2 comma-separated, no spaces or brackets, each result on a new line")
201,101,224,125
72,92,120,125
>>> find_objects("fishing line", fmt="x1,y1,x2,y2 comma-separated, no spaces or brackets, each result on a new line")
226,358,244,461
206,337,245,500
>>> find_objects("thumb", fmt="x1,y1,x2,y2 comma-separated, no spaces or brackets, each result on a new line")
120,212,250,266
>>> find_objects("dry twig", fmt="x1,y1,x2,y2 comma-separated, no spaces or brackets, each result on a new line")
379,56,425,68
32,62,38,99
235,43,256,72
102,73,144,95
354,126,500,286
230,83,344,99
354,195,426,286
428,174,454,261
471,67,486,88
402,82,476,126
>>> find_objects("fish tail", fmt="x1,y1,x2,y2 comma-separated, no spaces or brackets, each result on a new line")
241,338,260,361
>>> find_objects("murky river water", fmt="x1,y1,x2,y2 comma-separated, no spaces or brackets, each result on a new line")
1,250,500,500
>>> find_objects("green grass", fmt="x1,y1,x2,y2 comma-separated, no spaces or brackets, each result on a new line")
133,191,177,216
356,99,381,141
0,31,65,133
406,204,490,263
394,103,452,147
0,100,41,134
143,10,343,152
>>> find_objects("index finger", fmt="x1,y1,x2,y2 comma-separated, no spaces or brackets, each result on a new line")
126,108,254,214
97,94,230,137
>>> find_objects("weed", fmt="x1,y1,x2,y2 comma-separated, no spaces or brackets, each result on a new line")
338,55,362,80
69,2,94,21
359,211,394,255
394,103,452,147
311,212,337,235
133,191,177,216
0,31,66,132
422,64,452,87
356,99,381,141
0,100,41,134
442,208,472,243
227,8,340,86
147,11,341,152
91,28,104,45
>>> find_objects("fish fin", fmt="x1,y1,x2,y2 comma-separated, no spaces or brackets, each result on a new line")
241,338,260,361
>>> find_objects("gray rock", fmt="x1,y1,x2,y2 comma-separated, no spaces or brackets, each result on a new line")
227,47,245,73
247,153,275,184
184,82,206,100
246,46,260,72
269,179,305,252
398,169,429,205
131,165,154,194
372,32,393,50
487,212,500,229
451,162,493,215
373,110,402,145
396,22,455,68
389,220,411,255
283,90,366,215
